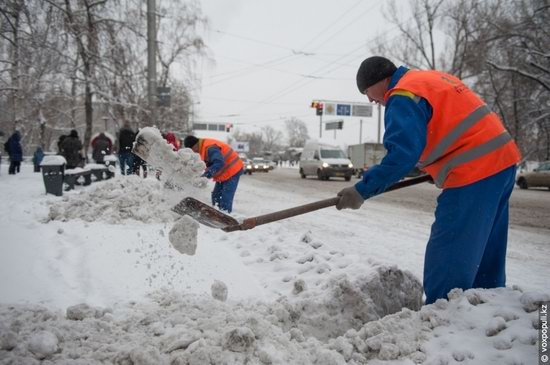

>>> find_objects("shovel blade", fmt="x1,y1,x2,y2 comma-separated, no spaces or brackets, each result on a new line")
172,197,239,230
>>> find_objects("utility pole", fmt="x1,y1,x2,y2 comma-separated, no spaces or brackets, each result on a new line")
377,104,382,144
319,114,323,138
359,119,363,143
147,0,157,125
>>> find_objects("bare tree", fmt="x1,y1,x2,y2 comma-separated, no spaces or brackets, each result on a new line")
479,0,550,160
373,0,445,70
285,117,309,147
261,125,283,152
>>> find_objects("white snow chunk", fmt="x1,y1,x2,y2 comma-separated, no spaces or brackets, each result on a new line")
169,216,199,255
66,303,103,320
315,349,346,365
292,279,307,295
0,328,17,351
519,291,550,312
27,331,59,359
379,342,400,360
211,280,228,302
222,327,255,352
485,316,507,336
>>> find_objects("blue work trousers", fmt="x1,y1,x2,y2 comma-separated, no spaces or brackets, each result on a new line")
211,169,242,213
423,165,517,304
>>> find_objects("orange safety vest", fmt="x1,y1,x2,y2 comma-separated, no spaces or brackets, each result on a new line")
385,70,521,188
198,138,243,182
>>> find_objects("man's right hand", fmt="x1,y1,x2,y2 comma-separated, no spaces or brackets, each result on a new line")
336,186,364,210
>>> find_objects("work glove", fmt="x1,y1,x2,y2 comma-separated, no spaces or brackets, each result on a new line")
336,186,364,210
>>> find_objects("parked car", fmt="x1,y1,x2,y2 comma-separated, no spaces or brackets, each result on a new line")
516,161,550,190
250,158,271,173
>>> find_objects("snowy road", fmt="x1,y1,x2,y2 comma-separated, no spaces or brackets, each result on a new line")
245,167,550,230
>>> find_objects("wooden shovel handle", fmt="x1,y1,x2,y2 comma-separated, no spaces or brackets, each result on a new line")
224,174,432,232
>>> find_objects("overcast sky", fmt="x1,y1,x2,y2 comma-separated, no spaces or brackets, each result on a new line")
194,0,402,147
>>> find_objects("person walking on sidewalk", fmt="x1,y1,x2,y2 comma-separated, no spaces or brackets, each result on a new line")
336,56,521,304
183,135,243,213
117,120,136,175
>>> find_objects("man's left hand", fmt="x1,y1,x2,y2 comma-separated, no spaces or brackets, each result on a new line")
336,186,364,210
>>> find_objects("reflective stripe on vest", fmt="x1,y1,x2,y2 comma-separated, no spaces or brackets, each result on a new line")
389,90,421,103
417,104,491,169
434,131,513,187
212,148,239,179
200,138,243,182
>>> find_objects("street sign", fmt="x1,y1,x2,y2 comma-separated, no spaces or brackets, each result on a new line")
157,87,171,107
324,103,336,115
232,141,249,153
325,120,344,130
336,104,351,116
352,104,373,117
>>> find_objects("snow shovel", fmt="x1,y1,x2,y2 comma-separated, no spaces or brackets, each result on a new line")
172,174,432,232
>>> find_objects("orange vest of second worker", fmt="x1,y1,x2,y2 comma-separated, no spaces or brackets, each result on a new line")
198,138,244,182
385,70,521,188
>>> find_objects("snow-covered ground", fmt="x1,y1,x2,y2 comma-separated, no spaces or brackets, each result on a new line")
0,145,549,363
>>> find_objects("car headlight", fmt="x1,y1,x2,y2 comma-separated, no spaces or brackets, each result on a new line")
348,163,353,168
322,162,329,168
254,165,259,168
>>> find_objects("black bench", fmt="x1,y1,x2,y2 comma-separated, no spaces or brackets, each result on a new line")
85,164,112,181
64,168,92,191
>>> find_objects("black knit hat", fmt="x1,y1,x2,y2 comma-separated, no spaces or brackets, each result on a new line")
356,56,397,93
183,135,199,148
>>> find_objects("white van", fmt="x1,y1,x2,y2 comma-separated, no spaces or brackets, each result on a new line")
299,141,354,181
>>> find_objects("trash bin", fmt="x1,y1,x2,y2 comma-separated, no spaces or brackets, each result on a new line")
40,155,67,196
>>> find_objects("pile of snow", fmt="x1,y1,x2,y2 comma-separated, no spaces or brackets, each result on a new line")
0,287,542,364
279,266,423,341
45,176,177,224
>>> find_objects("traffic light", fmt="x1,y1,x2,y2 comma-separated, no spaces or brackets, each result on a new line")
311,101,324,115
316,102,324,116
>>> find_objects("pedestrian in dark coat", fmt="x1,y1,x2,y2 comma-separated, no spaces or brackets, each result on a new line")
61,129,83,169
57,135,66,154
7,130,23,174
91,133,112,163
117,121,136,175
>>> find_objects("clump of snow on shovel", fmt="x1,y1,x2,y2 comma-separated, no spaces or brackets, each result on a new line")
169,216,199,255
133,127,208,190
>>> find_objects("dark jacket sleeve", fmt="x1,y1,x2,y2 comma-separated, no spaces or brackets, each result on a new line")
354,95,432,199
203,146,225,178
